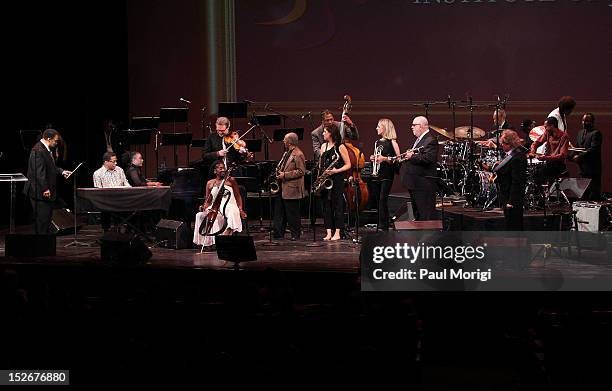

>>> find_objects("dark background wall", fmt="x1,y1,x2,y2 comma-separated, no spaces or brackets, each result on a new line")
127,0,611,191
2,0,610,227
2,1,128,224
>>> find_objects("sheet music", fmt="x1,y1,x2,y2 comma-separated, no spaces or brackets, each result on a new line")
65,162,83,179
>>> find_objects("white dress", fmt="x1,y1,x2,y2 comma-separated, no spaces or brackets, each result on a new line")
193,183,242,247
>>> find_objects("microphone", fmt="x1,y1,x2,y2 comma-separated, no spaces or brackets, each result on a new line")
447,95,451,109
179,97,191,104
201,106,207,112
243,99,254,104
301,112,311,119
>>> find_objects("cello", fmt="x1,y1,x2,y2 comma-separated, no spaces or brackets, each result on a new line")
341,95,369,211
199,163,237,236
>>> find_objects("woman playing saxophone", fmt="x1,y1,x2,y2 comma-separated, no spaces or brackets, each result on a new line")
318,123,351,241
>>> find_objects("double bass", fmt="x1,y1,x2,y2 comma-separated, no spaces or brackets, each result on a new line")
340,95,369,211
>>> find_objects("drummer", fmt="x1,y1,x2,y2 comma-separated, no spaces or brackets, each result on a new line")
528,117,569,183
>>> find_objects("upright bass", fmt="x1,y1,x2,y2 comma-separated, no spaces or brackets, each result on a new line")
341,95,369,211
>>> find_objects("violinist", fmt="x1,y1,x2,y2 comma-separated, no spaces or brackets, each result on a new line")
312,109,359,162
492,130,527,230
193,160,247,251
201,117,242,167
370,118,400,231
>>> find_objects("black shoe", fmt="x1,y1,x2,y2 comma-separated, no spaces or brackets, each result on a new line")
289,236,299,241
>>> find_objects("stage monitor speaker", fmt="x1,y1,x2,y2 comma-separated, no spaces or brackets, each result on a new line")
555,178,592,199
100,232,152,264
5,234,56,257
154,219,191,249
51,208,80,236
216,236,257,268
573,201,609,233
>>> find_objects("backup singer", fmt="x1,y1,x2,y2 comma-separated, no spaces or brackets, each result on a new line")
493,130,527,230
273,132,306,240
193,160,246,250
319,123,351,241
23,129,72,234
370,118,400,231
400,116,439,221
311,109,359,162
572,113,602,200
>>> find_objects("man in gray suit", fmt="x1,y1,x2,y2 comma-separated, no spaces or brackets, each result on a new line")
311,109,359,162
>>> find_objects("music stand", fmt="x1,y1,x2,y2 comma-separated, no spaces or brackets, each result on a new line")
65,162,91,247
191,139,206,148
245,139,262,154
218,102,248,119
131,116,160,130
273,128,304,141
159,108,188,128
254,114,281,126
161,132,193,167
216,235,257,270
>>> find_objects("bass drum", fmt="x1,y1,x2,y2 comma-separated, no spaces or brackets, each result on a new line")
465,170,498,209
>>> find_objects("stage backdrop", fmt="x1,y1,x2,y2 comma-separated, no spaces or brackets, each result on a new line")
127,0,611,191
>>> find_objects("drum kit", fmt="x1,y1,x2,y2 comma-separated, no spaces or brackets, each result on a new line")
431,121,563,211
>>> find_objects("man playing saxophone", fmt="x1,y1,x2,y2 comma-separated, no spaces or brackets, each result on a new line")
272,132,306,241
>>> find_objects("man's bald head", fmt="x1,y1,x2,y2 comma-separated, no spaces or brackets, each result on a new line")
411,116,429,138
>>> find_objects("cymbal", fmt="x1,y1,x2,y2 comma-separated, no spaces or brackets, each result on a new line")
429,125,453,139
454,126,485,139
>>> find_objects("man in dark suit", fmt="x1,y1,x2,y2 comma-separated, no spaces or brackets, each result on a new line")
23,129,72,234
400,116,439,220
493,130,527,230
572,112,602,200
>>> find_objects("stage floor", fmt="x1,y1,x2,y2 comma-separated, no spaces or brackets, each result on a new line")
0,224,363,273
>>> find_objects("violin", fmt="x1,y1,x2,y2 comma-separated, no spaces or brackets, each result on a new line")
223,130,254,161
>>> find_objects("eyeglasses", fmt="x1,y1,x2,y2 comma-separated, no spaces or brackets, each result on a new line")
411,123,421,126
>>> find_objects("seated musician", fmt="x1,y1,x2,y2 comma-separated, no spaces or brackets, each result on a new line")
193,160,247,250
528,117,569,184
125,152,162,187
311,109,359,162
92,152,131,232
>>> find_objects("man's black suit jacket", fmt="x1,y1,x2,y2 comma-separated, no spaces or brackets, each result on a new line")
400,131,439,191
23,141,64,201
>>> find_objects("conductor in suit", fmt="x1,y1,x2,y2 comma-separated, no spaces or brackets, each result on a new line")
492,130,527,230
400,116,439,221
23,129,72,234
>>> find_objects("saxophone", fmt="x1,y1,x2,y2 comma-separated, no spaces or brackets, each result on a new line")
313,147,339,195
270,150,290,195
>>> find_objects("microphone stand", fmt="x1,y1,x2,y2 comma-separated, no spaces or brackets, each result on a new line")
65,162,90,247
306,165,323,247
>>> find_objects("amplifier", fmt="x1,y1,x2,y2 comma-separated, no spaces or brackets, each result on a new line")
572,202,610,233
